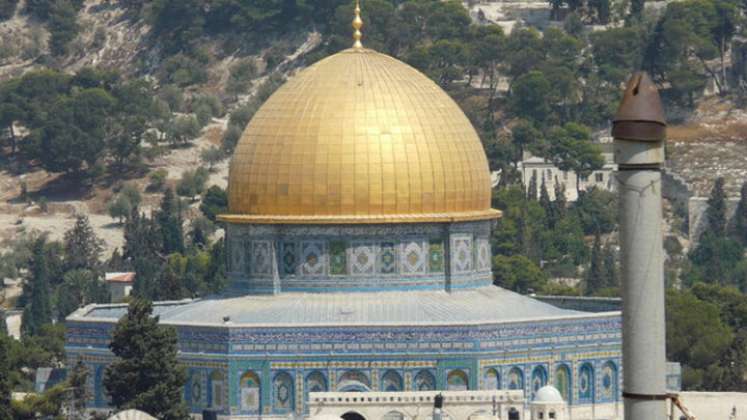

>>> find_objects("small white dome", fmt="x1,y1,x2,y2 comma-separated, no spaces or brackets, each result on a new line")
534,385,564,403
107,409,157,420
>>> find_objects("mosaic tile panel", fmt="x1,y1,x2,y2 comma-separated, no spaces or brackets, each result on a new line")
379,242,397,274
401,241,426,274
301,242,325,276
452,236,473,273
476,238,491,271
329,241,347,275
231,239,244,273
252,241,272,276
350,243,376,275
428,240,444,273
280,242,298,276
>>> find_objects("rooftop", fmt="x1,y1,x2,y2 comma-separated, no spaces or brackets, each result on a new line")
69,286,615,327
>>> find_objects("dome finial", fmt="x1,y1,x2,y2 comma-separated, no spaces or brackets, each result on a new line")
352,0,364,49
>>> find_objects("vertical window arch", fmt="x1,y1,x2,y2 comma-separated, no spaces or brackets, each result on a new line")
507,367,524,390
209,370,226,409
601,361,618,401
578,363,594,402
306,371,327,393
447,369,469,391
484,368,500,390
413,370,435,391
381,370,403,392
272,371,294,413
554,364,571,403
337,370,371,392
239,371,261,413
531,365,548,398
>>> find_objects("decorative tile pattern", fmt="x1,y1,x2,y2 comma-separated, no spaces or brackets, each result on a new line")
401,241,426,274
252,241,272,276
476,238,491,271
428,240,444,273
452,236,473,273
329,241,347,275
601,362,616,400
379,242,397,274
280,242,298,276
301,242,325,276
351,243,376,275
231,239,244,273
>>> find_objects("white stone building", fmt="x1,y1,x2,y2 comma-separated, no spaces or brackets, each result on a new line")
104,272,134,303
518,143,617,202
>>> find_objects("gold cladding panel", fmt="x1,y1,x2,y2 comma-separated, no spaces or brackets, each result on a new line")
227,48,494,222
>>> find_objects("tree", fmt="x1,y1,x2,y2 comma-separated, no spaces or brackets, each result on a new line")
176,167,209,200
156,188,184,254
666,289,734,390
108,194,133,224
55,269,109,319
585,232,604,295
602,243,618,289
22,237,53,336
527,171,538,201
103,298,188,419
509,71,551,125
200,146,224,169
200,185,228,222
492,255,548,293
545,123,604,195
63,214,103,272
539,178,554,227
67,360,89,418
734,181,747,244
706,177,727,237
0,335,11,420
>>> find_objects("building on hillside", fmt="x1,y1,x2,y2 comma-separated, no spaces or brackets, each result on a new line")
104,272,135,303
65,13,624,420
518,144,617,202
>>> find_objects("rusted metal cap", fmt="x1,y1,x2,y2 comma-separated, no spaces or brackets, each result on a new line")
612,72,666,142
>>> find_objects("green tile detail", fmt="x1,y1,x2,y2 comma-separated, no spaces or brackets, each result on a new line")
329,241,347,275
428,240,444,273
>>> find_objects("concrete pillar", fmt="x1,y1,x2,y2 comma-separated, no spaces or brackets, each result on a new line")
613,73,668,420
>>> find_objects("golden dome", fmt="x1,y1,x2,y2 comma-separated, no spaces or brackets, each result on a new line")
221,48,500,224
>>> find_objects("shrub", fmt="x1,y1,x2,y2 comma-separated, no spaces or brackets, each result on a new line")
148,169,168,191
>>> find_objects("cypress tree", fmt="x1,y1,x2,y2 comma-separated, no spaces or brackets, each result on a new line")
554,176,567,218
22,237,53,336
539,178,554,228
602,243,618,289
706,177,727,237
585,232,604,295
159,263,184,301
104,299,188,420
63,214,104,272
733,181,747,244
0,336,11,420
206,238,227,293
527,171,538,201
0,310,7,337
157,188,184,254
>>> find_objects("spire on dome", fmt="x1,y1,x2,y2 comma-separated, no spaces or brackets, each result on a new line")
352,0,364,49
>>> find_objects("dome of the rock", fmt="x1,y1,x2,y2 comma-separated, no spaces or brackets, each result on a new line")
223,47,499,224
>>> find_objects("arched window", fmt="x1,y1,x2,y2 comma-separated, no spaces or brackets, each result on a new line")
508,407,520,420
484,368,500,390
342,412,366,420
306,371,327,393
446,369,469,391
507,367,524,390
239,371,261,413
531,365,548,397
338,370,371,392
601,361,618,401
272,371,294,413
209,370,226,409
578,363,594,402
414,370,435,391
383,411,406,420
554,364,571,403
381,370,403,392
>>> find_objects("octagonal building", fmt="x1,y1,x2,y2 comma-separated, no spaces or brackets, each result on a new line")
65,32,623,419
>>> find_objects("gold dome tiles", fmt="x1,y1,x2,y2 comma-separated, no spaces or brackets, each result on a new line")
222,48,499,224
